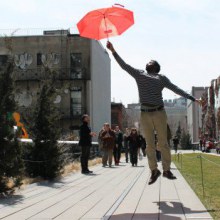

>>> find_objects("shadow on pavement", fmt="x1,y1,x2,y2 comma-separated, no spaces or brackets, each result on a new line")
0,194,24,206
156,201,208,215
109,201,209,220
109,213,181,220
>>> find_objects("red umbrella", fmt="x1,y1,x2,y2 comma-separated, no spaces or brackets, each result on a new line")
77,5,134,40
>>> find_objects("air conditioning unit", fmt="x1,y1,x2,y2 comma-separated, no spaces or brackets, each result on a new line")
43,30,70,36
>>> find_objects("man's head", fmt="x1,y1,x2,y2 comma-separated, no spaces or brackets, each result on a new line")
82,114,89,123
104,123,110,131
115,125,120,131
146,60,160,74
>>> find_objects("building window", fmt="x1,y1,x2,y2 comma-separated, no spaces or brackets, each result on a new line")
70,87,82,116
0,55,8,65
111,112,118,125
37,53,42,65
70,53,82,79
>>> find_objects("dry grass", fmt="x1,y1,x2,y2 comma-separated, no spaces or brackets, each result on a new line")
0,154,103,196
62,157,102,177
19,157,103,190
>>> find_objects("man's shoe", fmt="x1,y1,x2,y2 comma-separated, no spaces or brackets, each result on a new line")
163,170,177,180
148,169,161,185
86,169,93,173
81,170,89,174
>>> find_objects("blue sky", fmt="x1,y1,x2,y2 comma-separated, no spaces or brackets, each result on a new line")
1,0,220,105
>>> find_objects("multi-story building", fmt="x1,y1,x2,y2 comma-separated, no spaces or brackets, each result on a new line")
111,102,128,131
164,97,187,137
125,99,187,137
126,103,141,131
214,77,220,141
201,78,219,142
0,30,111,140
187,86,207,143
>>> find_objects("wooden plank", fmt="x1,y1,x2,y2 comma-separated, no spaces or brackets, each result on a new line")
159,168,184,220
24,165,133,219
109,165,148,220
0,167,115,219
132,171,160,220
54,165,143,219
0,158,212,220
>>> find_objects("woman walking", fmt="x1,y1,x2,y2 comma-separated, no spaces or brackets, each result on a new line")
127,128,141,166
101,123,115,167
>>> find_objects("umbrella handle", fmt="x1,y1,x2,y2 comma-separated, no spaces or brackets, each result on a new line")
113,3,124,8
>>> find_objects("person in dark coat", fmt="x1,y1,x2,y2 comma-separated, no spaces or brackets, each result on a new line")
123,128,131,163
173,136,179,153
78,114,96,174
138,133,146,157
127,128,141,166
114,125,123,165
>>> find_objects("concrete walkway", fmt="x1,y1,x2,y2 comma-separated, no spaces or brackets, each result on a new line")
0,155,213,220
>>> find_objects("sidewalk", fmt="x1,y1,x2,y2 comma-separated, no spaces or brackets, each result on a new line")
0,156,213,220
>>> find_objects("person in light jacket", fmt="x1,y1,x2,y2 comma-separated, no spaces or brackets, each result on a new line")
101,123,116,167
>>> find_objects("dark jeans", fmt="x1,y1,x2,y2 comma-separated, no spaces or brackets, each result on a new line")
124,146,129,162
141,147,146,156
173,144,178,153
113,145,121,164
156,150,161,162
130,147,138,165
80,145,90,172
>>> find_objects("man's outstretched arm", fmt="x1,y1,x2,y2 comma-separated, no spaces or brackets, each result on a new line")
106,41,141,77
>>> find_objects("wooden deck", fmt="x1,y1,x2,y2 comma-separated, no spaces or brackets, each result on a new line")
0,157,212,220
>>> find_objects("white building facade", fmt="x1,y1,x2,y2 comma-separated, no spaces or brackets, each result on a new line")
0,30,111,139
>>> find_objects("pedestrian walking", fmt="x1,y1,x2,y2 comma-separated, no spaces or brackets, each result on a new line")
79,114,96,174
106,41,202,185
202,138,206,152
113,125,123,165
199,138,203,151
173,136,179,153
138,133,146,157
127,128,141,166
154,132,161,162
123,128,131,163
98,126,105,153
167,124,172,146
101,123,116,167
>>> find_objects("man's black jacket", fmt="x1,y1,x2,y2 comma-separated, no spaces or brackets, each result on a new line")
79,122,92,147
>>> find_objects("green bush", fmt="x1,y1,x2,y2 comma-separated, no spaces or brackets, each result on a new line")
0,62,24,194
180,130,192,149
27,69,63,179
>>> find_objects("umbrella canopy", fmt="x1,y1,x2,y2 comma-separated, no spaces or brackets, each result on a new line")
77,6,134,40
